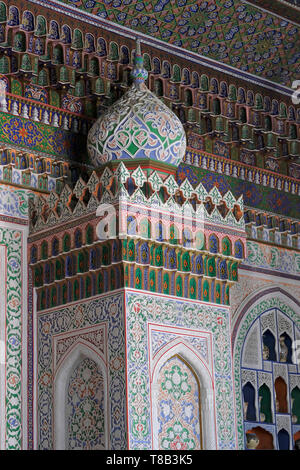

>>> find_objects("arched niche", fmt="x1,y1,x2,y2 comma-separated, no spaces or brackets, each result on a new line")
97,37,107,56
242,381,256,422
279,332,292,363
262,329,277,362
232,286,300,449
291,386,300,424
8,5,19,26
162,60,170,78
152,57,161,74
53,342,109,450
183,88,193,106
259,383,273,423
48,20,59,40
151,341,216,450
246,426,274,450
274,376,288,414
278,428,290,450
120,45,129,64
153,355,201,450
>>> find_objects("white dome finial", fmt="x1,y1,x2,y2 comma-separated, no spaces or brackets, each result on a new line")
87,41,186,167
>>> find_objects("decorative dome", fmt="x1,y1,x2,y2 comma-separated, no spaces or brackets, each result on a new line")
87,40,186,167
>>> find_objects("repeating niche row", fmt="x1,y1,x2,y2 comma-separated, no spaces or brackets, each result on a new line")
1,5,298,128
33,240,122,287
36,262,231,308
262,330,293,363
30,225,98,264
0,148,67,178
125,265,230,304
122,239,239,281
126,217,245,259
245,426,299,451
243,381,300,425
37,266,123,310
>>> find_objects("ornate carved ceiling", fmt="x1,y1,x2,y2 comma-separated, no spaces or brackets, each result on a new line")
50,0,300,88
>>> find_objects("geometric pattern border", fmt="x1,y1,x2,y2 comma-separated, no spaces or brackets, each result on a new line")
0,225,24,449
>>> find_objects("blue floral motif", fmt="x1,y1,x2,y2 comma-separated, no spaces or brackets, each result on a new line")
159,399,174,420
234,181,263,207
136,2,145,11
180,400,195,424
8,335,20,349
0,189,28,219
266,191,291,214
9,258,20,272
176,164,198,186
85,0,95,7
164,14,174,22
2,118,44,148
8,416,20,429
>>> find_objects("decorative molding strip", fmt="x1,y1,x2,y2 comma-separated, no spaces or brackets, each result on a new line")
0,92,92,134
244,240,300,275
0,225,27,449
184,149,300,196
28,162,245,234
239,264,300,282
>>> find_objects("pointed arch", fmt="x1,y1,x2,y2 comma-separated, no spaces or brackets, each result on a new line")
151,340,216,450
242,381,256,422
262,329,277,361
278,428,290,450
97,37,107,56
54,341,109,450
274,377,288,414
221,236,231,256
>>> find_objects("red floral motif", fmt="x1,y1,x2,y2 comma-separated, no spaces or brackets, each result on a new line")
133,302,141,314
40,372,52,387
8,373,19,388
170,436,188,450
8,296,20,309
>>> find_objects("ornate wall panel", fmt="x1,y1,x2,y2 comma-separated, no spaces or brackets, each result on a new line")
0,113,86,161
67,357,106,450
36,291,126,450
0,222,28,449
246,241,300,276
155,355,202,450
230,240,300,324
0,185,30,220
233,292,300,449
125,290,236,450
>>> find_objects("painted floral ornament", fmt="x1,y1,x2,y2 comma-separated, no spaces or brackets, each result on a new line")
87,40,186,167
